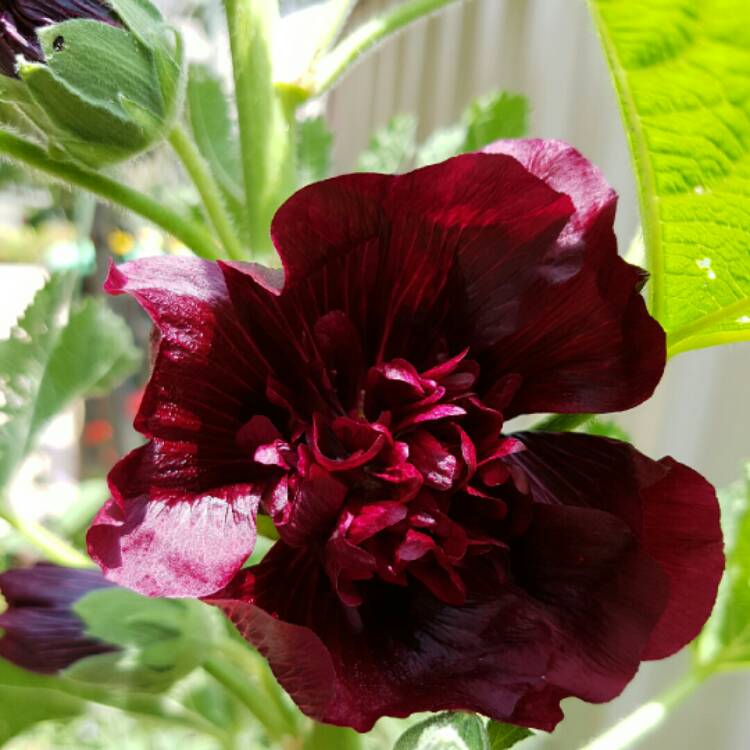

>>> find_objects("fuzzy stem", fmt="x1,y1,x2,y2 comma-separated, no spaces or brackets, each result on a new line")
224,0,294,256
0,131,221,260
168,125,246,260
310,0,462,97
0,509,92,568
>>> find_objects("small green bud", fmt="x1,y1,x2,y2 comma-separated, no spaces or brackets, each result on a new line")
0,0,185,167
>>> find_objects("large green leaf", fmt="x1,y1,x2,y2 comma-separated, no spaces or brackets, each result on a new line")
0,274,140,492
695,463,750,669
394,712,489,750
590,0,750,355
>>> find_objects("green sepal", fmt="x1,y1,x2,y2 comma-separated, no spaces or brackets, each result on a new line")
6,1,184,167
64,588,223,692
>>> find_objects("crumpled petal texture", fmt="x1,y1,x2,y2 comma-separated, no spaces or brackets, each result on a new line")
89,140,723,732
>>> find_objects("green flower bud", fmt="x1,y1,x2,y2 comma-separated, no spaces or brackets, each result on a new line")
0,0,186,166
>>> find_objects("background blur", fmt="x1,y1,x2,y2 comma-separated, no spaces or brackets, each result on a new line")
1,0,748,748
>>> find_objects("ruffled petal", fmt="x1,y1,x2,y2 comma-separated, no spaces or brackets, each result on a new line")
507,432,723,660
466,140,665,416
208,506,670,734
87,486,261,598
207,545,555,732
100,258,279,595
267,155,573,366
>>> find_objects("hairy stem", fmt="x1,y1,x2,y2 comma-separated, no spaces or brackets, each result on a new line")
224,0,293,256
169,126,246,260
0,509,92,568
310,0,462,97
0,131,221,260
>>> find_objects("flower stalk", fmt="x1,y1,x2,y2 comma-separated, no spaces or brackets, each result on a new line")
0,508,92,568
0,130,222,259
224,0,295,256
308,0,462,97
168,125,246,260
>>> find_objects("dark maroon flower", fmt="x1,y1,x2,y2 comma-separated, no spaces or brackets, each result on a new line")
0,0,118,78
0,563,116,674
88,140,724,731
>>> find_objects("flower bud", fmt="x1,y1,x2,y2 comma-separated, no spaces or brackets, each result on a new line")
0,563,220,691
0,0,186,166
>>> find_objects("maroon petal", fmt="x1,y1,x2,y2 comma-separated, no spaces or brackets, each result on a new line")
100,258,280,596
507,432,723,660
639,458,724,659
207,545,556,732
267,155,573,366
463,140,665,416
512,504,667,705
208,504,672,734
87,486,261,598
484,139,615,247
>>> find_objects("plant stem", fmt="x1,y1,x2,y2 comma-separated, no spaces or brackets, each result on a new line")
168,126,246,261
204,655,289,742
0,509,92,568
0,131,221,260
530,413,593,432
579,671,705,750
224,0,293,256
309,0,462,97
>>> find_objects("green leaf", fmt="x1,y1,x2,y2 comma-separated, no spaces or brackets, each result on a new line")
297,116,334,185
486,722,532,750
187,64,243,204
394,712,489,750
590,0,750,355
695,464,750,669
462,92,528,151
66,589,222,691
0,275,140,493
358,114,417,173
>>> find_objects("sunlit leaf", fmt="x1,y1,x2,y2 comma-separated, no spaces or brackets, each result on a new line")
590,0,750,354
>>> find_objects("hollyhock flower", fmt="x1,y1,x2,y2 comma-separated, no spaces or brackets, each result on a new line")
0,563,115,673
88,140,724,731
0,0,118,78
